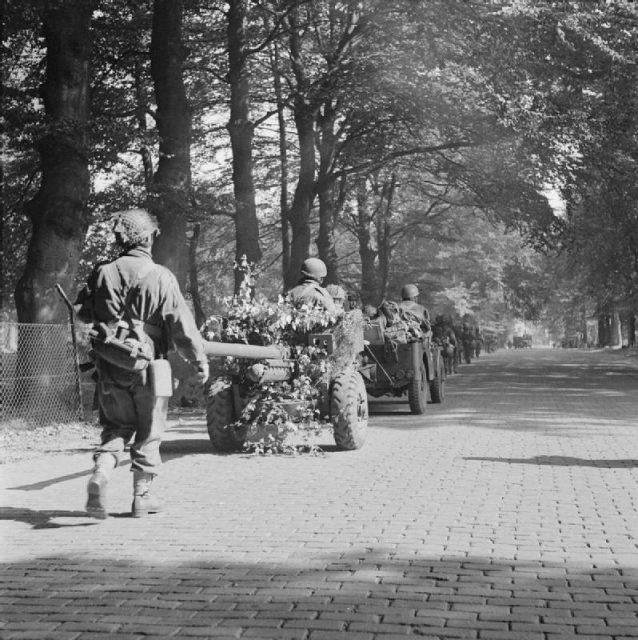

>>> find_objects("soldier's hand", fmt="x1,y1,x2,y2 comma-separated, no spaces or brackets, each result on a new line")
195,361,209,385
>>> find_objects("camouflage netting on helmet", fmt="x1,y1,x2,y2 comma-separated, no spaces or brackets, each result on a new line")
202,277,364,453
113,209,159,246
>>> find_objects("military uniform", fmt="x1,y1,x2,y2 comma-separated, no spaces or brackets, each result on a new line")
398,299,431,332
76,246,207,476
433,318,458,374
289,278,337,314
459,324,476,361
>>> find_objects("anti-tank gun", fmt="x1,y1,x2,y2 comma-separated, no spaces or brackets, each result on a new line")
202,311,368,451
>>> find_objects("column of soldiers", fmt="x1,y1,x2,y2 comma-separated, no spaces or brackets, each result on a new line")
77,211,486,523
431,318,486,373
289,268,487,376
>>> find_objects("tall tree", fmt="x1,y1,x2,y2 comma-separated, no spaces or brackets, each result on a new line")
269,35,291,283
14,0,93,323
148,0,191,287
282,2,316,289
312,1,363,284
227,0,262,291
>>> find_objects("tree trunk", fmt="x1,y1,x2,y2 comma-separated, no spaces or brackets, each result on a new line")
284,8,315,290
188,223,205,327
355,180,378,306
135,57,154,190
611,307,622,347
12,0,92,416
315,103,340,284
580,305,588,346
148,0,191,289
597,303,615,347
377,214,391,302
375,175,396,301
15,0,92,323
316,177,340,284
271,39,291,283
597,309,606,346
0,161,5,311
286,109,315,290
227,0,261,293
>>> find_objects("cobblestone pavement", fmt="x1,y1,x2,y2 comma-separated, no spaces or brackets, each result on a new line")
2,347,638,639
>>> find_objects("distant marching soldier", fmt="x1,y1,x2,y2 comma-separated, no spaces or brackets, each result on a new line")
433,315,458,375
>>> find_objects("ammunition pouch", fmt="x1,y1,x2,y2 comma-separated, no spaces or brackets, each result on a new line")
90,320,154,373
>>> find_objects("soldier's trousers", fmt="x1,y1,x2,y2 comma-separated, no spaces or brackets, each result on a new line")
94,362,168,475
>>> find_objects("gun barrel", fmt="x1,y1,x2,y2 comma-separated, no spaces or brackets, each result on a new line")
203,340,287,360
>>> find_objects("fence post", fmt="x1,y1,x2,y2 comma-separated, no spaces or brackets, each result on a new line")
56,285,84,420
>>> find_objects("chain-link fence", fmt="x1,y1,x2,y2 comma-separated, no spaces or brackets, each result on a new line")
0,321,83,424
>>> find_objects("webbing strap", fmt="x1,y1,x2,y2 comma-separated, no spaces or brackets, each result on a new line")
116,261,157,321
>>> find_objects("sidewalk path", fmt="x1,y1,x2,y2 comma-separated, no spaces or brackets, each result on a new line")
2,348,638,639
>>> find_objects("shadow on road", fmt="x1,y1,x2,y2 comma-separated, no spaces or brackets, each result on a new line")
7,460,131,492
161,437,213,457
2,549,637,637
465,455,638,468
0,507,98,529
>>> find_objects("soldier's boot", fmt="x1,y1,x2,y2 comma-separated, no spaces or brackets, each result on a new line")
132,471,162,518
86,453,116,519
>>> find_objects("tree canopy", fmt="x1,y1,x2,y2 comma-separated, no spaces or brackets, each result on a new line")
2,0,637,345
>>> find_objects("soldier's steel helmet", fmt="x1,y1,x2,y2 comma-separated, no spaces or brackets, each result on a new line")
113,208,160,246
401,283,419,299
301,257,327,280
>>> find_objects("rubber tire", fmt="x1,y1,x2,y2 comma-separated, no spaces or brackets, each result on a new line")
408,363,428,414
206,379,248,452
330,369,368,450
429,359,445,404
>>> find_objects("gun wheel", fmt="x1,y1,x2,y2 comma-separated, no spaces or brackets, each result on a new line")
330,369,368,450
408,363,428,414
206,378,247,452
429,359,445,404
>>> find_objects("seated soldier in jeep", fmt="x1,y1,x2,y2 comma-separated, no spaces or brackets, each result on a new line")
398,284,432,336
288,258,337,314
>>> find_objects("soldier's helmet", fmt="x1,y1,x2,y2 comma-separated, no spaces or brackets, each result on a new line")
301,257,327,281
401,283,419,300
113,208,160,247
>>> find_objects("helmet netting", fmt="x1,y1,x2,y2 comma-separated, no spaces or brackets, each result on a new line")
113,209,159,246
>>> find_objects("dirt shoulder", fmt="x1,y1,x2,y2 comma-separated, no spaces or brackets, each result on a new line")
0,420,101,465
0,408,204,465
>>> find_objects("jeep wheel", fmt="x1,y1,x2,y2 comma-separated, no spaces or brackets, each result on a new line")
330,369,368,450
206,378,248,452
429,360,445,404
408,363,428,414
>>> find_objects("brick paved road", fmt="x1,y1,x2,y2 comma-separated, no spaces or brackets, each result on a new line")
2,348,638,639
